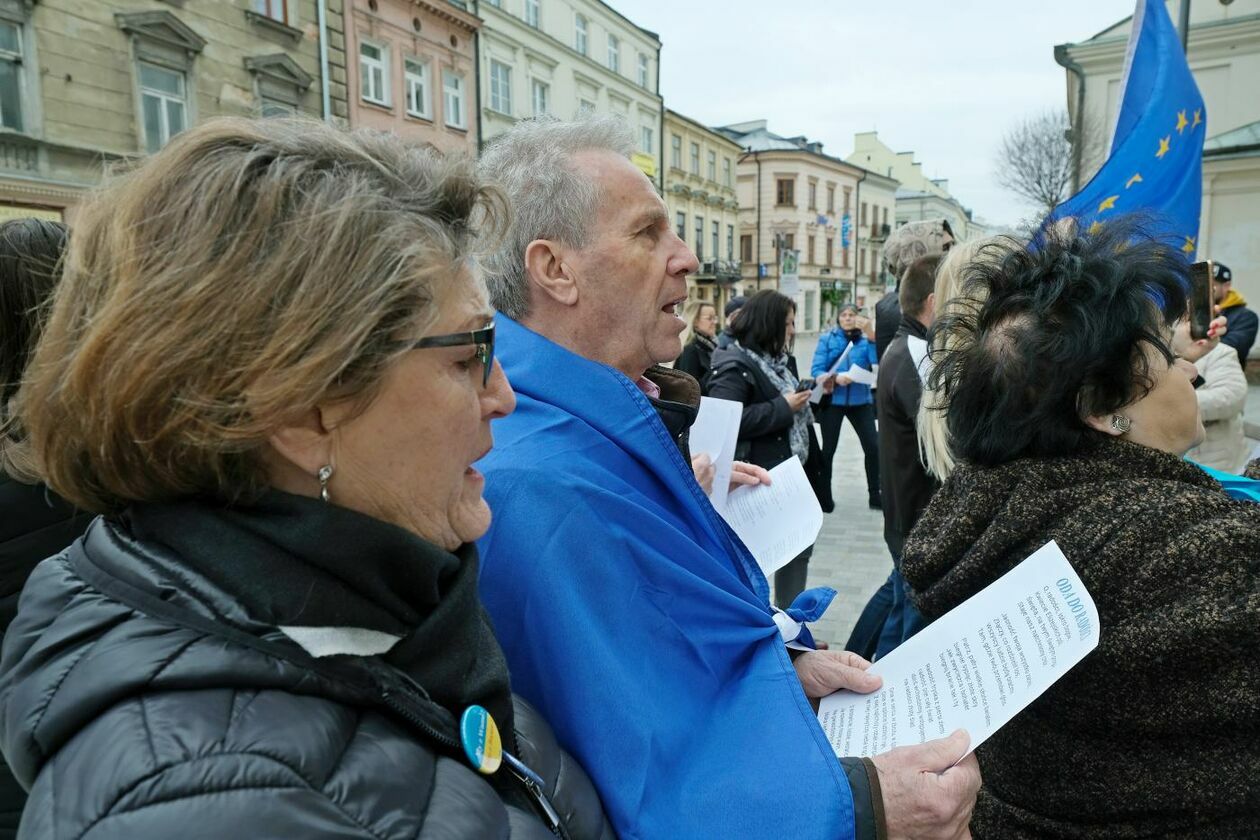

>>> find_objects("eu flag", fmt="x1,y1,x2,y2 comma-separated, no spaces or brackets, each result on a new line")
1049,0,1206,258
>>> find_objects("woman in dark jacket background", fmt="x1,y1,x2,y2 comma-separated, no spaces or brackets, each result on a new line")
0,118,610,840
903,222,1260,838
674,300,718,393
709,290,820,607
0,218,94,839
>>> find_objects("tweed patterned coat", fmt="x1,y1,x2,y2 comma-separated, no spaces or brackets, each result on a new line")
902,438,1260,839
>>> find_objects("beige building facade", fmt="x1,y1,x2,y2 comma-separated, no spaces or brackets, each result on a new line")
1058,0,1260,355
476,0,661,182
850,169,898,308
0,0,347,218
846,130,975,243
663,109,741,316
345,0,480,153
717,120,865,336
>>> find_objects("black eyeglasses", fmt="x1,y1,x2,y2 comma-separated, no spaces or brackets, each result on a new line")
408,321,495,387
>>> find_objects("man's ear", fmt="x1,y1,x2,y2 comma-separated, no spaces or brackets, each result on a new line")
524,239,579,307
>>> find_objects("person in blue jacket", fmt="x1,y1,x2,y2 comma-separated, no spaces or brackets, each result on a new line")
812,303,881,508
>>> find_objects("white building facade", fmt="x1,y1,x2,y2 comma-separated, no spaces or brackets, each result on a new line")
476,0,662,183
717,120,866,336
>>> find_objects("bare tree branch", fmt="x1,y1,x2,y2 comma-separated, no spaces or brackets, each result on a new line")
994,110,1102,216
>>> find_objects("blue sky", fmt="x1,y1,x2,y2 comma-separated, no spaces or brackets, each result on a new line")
611,0,1138,228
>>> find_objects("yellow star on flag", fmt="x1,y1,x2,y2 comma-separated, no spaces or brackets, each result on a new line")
1125,173,1143,189
1192,109,1202,129
1182,236,1196,254
1156,136,1171,159
1088,221,1103,236
1097,195,1119,213
1176,110,1189,134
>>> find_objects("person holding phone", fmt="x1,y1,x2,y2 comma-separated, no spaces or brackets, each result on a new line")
709,290,825,606
812,303,881,510
901,220,1260,838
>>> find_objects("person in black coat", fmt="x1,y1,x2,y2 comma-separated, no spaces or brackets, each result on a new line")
709,290,820,607
673,299,718,393
0,218,94,839
0,118,610,839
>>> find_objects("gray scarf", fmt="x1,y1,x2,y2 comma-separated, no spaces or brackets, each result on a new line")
736,341,811,464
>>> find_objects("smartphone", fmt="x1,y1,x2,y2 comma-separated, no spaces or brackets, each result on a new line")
1188,260,1214,340
796,378,816,393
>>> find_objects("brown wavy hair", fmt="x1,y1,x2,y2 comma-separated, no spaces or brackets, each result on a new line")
10,117,506,512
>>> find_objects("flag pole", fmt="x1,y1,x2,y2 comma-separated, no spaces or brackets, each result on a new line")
1178,0,1191,52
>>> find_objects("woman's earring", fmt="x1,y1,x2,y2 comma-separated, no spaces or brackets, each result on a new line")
1110,414,1132,434
317,465,334,502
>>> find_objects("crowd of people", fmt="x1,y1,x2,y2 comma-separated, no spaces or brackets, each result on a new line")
0,113,1255,840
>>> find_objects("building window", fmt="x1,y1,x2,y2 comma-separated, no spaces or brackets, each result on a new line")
861,201,868,226
443,70,466,129
827,185,835,213
670,133,682,169
676,211,686,242
0,21,23,131
726,225,734,260
808,181,817,210
577,97,595,115
404,59,431,119
882,206,888,226
842,244,850,269
859,247,866,275
359,41,389,105
640,125,653,154
531,79,549,116
843,187,852,215
574,14,587,54
139,62,187,153
694,215,704,260
722,157,731,188
252,0,288,23
807,236,816,265
826,237,833,266
776,178,794,206
260,98,293,117
607,35,619,72
489,60,511,114
689,142,699,175
740,234,752,263
637,53,648,87
711,221,719,262
706,150,716,182
524,0,540,28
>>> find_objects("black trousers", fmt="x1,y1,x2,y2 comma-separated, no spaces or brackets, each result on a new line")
819,401,880,498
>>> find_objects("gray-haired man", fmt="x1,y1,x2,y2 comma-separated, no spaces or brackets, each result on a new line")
474,116,979,840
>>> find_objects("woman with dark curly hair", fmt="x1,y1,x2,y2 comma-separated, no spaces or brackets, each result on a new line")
902,219,1260,838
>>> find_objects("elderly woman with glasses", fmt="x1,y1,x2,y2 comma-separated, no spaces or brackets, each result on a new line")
901,220,1260,838
0,118,611,839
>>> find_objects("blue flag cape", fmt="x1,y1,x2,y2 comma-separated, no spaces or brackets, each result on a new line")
477,316,854,838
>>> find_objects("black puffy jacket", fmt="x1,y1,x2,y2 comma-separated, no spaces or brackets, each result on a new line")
0,501,613,840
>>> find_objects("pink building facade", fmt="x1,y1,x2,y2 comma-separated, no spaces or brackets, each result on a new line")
345,0,480,154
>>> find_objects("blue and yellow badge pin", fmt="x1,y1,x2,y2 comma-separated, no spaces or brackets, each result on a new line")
459,705,503,774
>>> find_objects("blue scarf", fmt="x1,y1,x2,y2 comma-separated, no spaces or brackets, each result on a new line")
477,316,853,839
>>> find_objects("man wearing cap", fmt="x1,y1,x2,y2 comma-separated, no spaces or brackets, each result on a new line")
717,295,746,349
1212,262,1257,368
